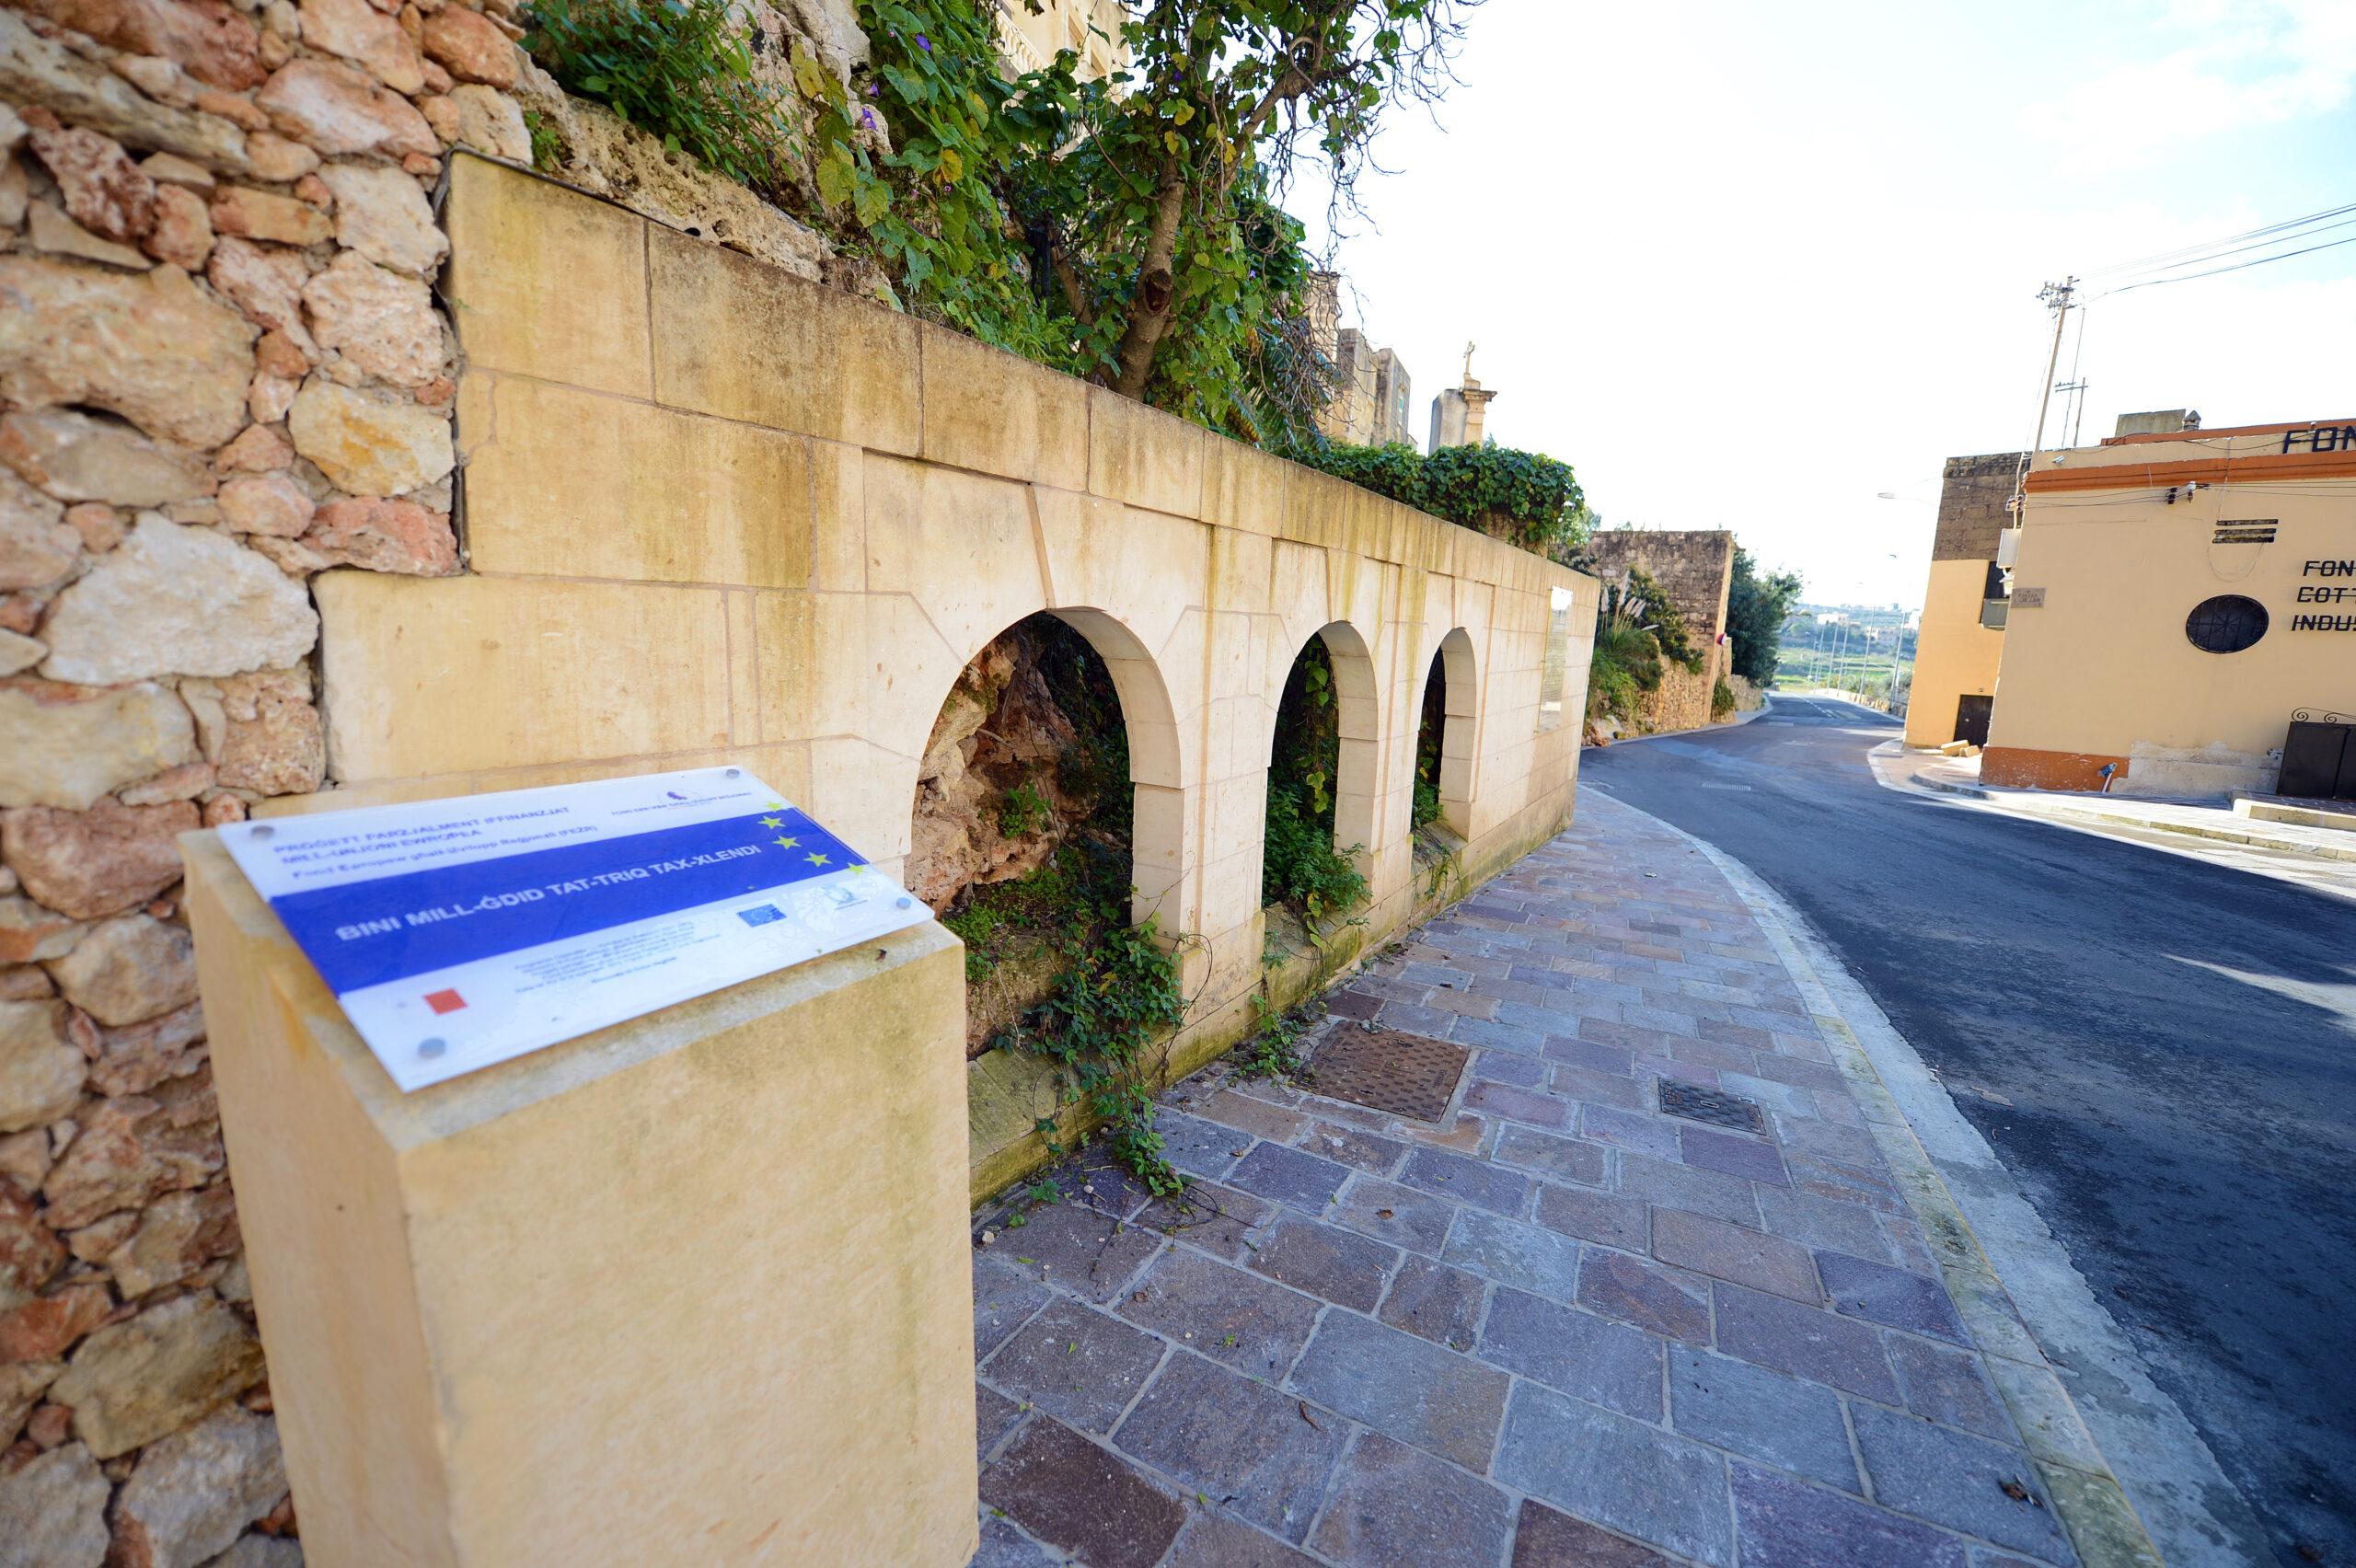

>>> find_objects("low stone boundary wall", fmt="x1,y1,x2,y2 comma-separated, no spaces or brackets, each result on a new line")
389,156,1596,1201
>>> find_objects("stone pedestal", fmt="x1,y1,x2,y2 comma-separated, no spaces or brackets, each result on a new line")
179,832,976,1568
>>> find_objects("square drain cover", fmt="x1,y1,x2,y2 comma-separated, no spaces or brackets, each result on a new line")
1311,1029,1470,1122
1658,1079,1764,1134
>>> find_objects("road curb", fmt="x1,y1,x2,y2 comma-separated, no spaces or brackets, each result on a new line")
1637,808,2169,1568
1583,707,1770,751
1903,767,2356,865
1910,769,1992,799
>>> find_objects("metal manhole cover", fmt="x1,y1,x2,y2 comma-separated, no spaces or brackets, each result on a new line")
1658,1079,1763,1134
1311,1029,1470,1122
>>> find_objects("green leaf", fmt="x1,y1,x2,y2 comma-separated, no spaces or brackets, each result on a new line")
790,46,830,98
814,153,853,207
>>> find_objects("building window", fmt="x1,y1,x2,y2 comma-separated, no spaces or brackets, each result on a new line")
2184,594,2269,654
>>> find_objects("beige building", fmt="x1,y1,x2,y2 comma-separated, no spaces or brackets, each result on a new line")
1307,274,1415,447
1325,330,1414,446
1904,453,2017,748
995,0,1128,79
1977,417,2356,794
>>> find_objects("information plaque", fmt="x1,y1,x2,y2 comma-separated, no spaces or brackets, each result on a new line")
222,767,930,1091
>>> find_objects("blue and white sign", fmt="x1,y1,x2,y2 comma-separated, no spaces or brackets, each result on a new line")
223,767,930,1091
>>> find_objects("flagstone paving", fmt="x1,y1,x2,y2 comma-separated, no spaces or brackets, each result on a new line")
968,793,2080,1568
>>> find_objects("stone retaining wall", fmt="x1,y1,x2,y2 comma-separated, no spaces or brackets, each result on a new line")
0,0,882,1554
1634,642,1727,733
1583,527,1735,640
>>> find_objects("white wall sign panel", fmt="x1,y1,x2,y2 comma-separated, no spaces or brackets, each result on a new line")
223,767,930,1090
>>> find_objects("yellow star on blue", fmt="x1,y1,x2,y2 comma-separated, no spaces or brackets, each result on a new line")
772,836,798,850
805,851,831,867
759,814,783,829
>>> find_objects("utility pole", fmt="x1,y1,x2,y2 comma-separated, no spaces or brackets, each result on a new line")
1888,617,1904,712
2029,278,2077,457
2011,278,2078,531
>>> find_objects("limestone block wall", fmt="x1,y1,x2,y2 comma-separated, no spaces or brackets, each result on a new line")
335,155,1594,1151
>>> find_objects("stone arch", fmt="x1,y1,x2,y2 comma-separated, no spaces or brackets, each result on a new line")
1262,620,1383,882
1045,607,1185,929
1413,627,1481,837
1318,620,1383,874
901,605,1186,935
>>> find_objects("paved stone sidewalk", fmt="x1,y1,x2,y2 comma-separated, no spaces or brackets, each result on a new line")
967,792,2086,1568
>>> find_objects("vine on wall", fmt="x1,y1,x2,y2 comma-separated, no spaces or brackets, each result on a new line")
1280,438,1588,557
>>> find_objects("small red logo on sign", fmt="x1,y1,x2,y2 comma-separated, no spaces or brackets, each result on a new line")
424,989,466,1015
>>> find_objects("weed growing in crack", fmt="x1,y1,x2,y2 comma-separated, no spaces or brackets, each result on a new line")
997,777,1051,838
1022,916,1191,1197
1234,993,1321,1087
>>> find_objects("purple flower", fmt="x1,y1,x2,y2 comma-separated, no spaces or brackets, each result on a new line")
861,108,876,127
916,33,930,50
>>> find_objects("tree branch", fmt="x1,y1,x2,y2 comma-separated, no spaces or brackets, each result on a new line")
1051,238,1094,328
1109,154,1187,399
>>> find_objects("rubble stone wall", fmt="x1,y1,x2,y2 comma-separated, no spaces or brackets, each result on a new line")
0,0,877,1556
1633,641,1726,733
1583,527,1736,640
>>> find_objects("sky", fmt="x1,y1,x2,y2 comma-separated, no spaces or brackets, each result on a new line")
1294,0,2356,609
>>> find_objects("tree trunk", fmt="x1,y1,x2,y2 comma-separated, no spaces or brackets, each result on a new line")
1108,158,1187,400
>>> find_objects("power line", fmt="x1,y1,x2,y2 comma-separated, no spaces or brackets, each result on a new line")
2086,201,2356,280
2098,212,2356,281
2097,231,2356,297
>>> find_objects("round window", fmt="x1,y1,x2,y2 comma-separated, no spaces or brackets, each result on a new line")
2184,594,2269,654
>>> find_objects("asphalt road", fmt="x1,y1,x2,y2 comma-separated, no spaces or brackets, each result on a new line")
1579,696,2356,1568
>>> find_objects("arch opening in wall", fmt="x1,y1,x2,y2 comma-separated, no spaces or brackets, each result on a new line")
906,609,1180,1057
1262,622,1380,924
1412,628,1479,841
